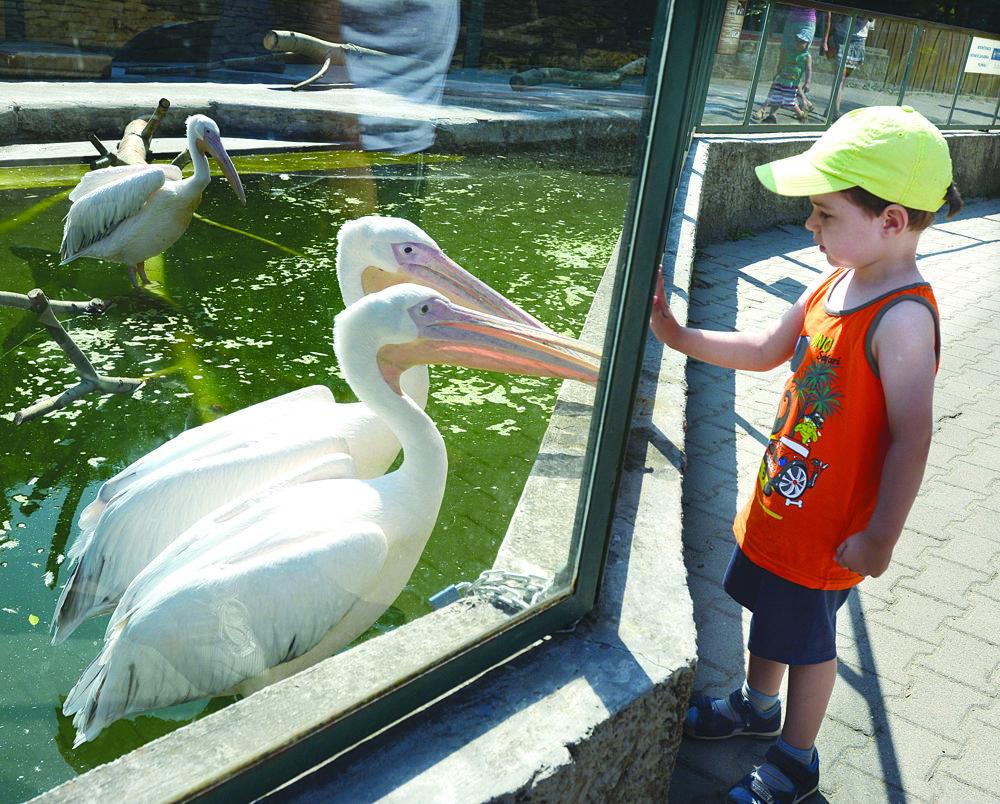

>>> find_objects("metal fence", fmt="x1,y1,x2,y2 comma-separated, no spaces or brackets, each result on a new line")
699,2,1000,132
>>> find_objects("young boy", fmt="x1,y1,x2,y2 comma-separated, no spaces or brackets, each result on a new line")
650,106,962,803
753,31,813,124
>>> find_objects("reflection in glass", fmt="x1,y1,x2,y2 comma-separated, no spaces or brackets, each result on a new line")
0,1,653,798
702,0,769,125
340,0,460,153
815,11,872,121
702,4,999,132
749,4,818,125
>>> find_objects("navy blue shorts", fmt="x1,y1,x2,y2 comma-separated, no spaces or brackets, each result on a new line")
723,546,851,666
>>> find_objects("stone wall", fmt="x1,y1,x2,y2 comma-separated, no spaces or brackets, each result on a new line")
464,0,655,71
1,1,215,52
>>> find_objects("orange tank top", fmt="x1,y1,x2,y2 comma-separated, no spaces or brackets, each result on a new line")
733,268,940,590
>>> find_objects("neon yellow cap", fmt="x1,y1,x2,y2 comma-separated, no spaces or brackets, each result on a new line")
755,106,952,212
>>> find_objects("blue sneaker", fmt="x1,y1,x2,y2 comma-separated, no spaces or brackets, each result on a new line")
684,689,781,740
727,743,820,804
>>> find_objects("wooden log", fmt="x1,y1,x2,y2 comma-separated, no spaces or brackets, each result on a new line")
91,98,171,168
0,290,104,316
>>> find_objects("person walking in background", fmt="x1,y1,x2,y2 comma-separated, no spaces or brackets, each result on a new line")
822,12,875,120
650,106,962,803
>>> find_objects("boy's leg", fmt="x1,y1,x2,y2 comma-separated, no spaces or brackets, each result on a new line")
747,652,785,697
727,659,835,803
685,653,784,740
782,657,837,750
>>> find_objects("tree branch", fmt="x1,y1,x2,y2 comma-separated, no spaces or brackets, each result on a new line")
1,289,144,424
262,29,392,91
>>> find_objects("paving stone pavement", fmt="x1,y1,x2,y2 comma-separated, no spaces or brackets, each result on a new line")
666,196,1000,803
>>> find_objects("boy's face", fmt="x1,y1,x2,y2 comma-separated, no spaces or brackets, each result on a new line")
805,191,885,269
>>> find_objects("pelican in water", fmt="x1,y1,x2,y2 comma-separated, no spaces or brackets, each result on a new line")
60,114,246,289
63,283,600,745
50,216,568,644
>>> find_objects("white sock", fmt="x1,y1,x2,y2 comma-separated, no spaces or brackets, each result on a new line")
742,679,780,714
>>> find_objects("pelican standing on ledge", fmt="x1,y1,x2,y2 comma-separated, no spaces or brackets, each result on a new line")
50,216,569,644
60,114,246,289
63,283,601,745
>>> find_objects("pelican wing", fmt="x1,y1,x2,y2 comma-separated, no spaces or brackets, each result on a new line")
61,166,177,260
77,385,338,533
52,426,356,644
65,513,387,745
68,163,183,202
104,451,361,632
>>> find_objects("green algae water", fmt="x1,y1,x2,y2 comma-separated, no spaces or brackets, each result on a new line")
0,151,628,800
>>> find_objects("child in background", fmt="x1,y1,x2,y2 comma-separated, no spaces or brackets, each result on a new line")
753,31,813,123
650,106,962,803
780,5,818,112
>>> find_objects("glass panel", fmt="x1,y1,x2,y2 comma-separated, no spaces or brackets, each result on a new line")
951,35,1000,128
861,15,920,108
0,1,666,799
898,22,970,125
703,0,770,125
809,11,874,122
702,4,1000,133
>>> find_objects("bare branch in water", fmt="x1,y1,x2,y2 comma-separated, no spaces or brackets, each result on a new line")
0,289,143,424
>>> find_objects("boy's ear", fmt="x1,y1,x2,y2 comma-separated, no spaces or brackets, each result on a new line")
880,204,910,236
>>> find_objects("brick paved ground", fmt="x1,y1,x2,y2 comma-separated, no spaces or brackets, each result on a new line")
666,197,1000,803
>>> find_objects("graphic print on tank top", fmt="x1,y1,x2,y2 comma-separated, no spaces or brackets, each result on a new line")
756,331,842,510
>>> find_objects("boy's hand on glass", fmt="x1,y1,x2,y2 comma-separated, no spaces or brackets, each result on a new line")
650,265,679,344
835,530,894,578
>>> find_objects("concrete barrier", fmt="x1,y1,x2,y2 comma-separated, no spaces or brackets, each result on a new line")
695,130,1000,244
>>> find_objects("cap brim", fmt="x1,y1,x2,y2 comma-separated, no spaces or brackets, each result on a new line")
755,153,855,197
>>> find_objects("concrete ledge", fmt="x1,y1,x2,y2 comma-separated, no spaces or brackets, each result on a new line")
0,79,643,157
695,130,1000,243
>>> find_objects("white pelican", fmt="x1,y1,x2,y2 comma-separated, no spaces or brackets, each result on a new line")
50,216,568,644
63,283,600,745
60,114,247,289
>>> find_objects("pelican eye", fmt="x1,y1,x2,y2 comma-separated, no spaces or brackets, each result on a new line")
403,246,414,254
419,304,430,314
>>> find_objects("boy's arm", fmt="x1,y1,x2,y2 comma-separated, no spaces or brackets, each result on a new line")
803,53,812,89
650,266,826,372
835,300,936,577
